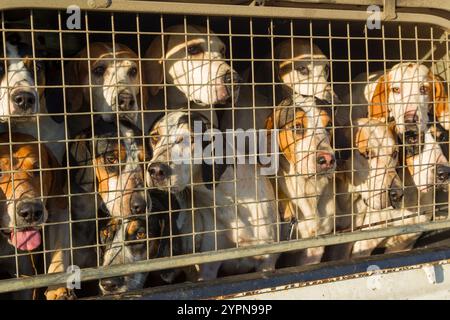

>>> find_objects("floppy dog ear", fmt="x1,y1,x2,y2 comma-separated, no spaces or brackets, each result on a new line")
428,73,449,131
369,75,389,119
144,36,165,96
68,134,95,192
64,58,84,112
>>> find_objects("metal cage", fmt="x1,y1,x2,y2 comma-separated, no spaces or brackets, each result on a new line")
0,0,448,299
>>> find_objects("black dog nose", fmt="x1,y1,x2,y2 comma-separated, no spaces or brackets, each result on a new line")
131,195,147,215
100,277,124,293
437,164,450,183
389,188,403,208
17,201,43,223
223,70,242,85
12,91,36,111
148,163,170,182
118,92,135,111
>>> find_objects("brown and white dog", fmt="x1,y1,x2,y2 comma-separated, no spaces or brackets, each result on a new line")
143,24,241,130
0,133,70,299
68,119,151,219
65,43,145,135
265,95,336,265
339,62,448,134
146,111,278,280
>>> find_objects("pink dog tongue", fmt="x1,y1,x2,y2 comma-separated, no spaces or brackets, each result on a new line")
10,229,41,251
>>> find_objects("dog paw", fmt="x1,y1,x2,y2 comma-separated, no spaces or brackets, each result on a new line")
45,287,76,300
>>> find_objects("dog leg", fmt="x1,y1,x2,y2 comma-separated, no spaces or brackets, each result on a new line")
351,238,384,258
45,210,75,300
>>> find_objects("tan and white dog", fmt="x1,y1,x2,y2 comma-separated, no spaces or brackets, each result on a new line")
338,124,450,258
146,111,278,280
225,39,336,133
265,95,336,265
143,24,241,130
65,42,145,135
339,62,448,134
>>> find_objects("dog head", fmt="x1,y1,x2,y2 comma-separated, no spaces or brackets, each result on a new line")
275,39,335,102
265,95,335,178
146,111,227,193
65,43,144,123
0,33,46,122
352,118,403,210
368,62,445,134
0,133,62,251
144,24,241,106
69,120,151,217
98,190,175,294
402,126,450,193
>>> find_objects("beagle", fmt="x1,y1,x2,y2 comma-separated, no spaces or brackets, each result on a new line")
146,111,278,281
98,190,179,295
65,43,145,135
338,62,448,134
143,24,241,130
0,132,71,299
0,32,66,164
265,95,336,265
68,119,151,218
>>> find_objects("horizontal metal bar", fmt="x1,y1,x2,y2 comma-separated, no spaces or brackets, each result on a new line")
0,1,449,30
87,246,450,299
2,218,450,293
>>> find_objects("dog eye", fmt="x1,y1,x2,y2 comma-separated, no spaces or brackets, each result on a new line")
128,66,138,78
391,87,400,94
296,65,309,76
92,65,106,77
361,150,371,159
187,45,203,55
392,150,398,159
420,85,429,95
150,135,160,146
105,153,118,164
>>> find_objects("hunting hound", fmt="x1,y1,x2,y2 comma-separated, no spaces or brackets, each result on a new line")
0,33,66,163
0,133,70,299
65,43,145,135
146,111,278,281
143,24,241,130
338,62,448,134
265,95,336,265
336,122,450,257
99,190,179,295
68,119,150,218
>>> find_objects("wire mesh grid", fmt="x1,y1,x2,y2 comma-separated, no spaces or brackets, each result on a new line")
0,8,447,298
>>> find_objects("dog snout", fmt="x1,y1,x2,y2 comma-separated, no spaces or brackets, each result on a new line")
223,70,242,85
316,152,335,171
148,163,171,183
100,277,124,293
16,201,43,224
130,194,147,215
388,188,403,209
436,164,450,186
11,90,36,112
117,91,135,111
